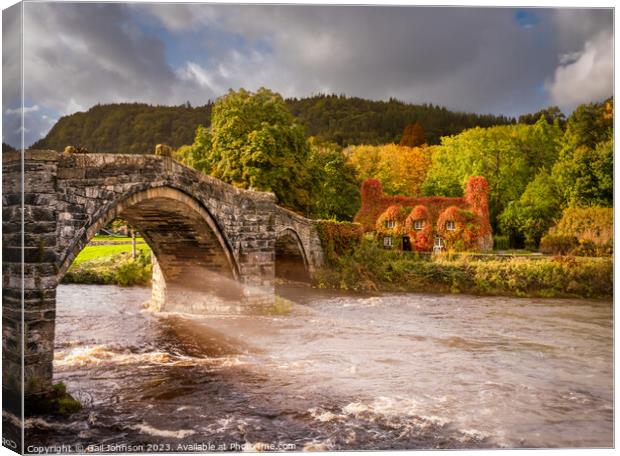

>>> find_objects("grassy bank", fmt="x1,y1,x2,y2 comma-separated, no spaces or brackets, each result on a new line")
314,241,613,299
63,244,152,286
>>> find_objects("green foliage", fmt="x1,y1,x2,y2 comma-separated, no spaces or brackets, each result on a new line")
553,138,613,208
32,102,213,153
499,169,562,248
64,248,152,286
287,94,514,146
422,118,562,230
306,137,361,220
314,240,612,298
29,382,82,416
492,235,510,251
178,88,314,214
33,96,515,152
518,106,566,128
551,99,613,208
115,250,153,286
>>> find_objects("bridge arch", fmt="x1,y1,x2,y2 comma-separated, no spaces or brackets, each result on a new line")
57,186,240,283
275,227,311,282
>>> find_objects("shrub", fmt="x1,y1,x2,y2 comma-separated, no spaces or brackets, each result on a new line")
539,234,578,255
546,207,613,255
314,220,363,264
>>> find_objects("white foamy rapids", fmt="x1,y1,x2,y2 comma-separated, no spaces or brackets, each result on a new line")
3,410,23,428
24,417,84,431
129,423,196,439
309,396,451,431
308,408,342,423
54,345,246,369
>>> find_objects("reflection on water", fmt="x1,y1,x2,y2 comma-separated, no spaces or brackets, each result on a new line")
25,284,612,450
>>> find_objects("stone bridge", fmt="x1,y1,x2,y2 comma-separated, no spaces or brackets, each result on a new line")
2,150,325,401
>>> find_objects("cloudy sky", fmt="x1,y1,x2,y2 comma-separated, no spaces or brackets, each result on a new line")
2,2,614,147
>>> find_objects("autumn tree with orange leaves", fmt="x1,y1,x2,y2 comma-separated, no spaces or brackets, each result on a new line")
399,122,427,147
346,143,432,197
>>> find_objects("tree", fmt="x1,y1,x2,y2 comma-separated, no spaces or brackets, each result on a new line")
499,169,562,248
399,122,427,147
346,143,432,197
306,138,361,221
177,88,314,214
518,106,566,128
553,138,613,208
552,99,613,208
421,117,562,231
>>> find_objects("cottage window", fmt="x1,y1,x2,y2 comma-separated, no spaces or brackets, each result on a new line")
385,219,396,229
445,221,456,231
383,236,393,247
413,220,424,231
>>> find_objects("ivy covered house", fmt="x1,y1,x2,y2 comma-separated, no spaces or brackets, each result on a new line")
354,176,493,252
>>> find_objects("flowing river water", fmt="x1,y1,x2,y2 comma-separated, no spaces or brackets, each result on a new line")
24,284,612,451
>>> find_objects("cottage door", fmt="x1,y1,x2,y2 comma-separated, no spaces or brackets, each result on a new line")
433,236,444,252
402,235,412,251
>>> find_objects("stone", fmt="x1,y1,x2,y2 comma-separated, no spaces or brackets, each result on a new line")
3,149,326,402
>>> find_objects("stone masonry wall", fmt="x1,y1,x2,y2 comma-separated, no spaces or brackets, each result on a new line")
3,149,326,402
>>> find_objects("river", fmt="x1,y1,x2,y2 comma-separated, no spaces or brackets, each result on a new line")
24,284,612,451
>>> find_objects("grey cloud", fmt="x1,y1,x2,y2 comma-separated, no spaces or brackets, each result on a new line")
8,4,614,146
23,2,178,113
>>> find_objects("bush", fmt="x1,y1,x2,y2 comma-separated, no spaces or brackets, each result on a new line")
539,234,578,255
545,207,613,255
314,220,363,264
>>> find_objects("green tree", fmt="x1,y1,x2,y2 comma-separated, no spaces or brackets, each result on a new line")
552,99,613,208
307,138,361,221
518,106,566,128
179,88,313,214
553,138,613,208
422,117,562,230
499,169,562,248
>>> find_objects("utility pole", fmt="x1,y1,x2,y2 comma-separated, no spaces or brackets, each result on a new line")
131,229,137,259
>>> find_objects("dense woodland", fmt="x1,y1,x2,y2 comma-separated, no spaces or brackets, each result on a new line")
32,95,515,152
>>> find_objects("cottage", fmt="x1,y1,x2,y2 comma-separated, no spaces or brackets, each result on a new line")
354,176,493,252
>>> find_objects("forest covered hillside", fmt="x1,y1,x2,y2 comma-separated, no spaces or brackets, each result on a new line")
32,94,517,153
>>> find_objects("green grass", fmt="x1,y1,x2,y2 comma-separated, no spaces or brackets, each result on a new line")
73,243,150,265
92,234,145,242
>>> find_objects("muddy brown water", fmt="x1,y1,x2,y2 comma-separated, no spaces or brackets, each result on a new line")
22,284,612,451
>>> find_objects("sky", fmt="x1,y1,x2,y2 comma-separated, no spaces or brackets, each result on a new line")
2,2,614,147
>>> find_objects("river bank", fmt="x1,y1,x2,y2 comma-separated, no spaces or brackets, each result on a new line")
64,240,612,299
314,241,613,299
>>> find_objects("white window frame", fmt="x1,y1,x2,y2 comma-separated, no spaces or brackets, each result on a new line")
413,220,424,231
445,220,456,231
383,236,393,247
385,219,396,229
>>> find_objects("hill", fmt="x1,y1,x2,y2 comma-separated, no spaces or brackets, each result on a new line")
32,95,516,153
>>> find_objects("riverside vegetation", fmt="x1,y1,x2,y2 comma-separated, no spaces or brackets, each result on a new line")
314,240,612,299
65,238,612,299
63,243,152,286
